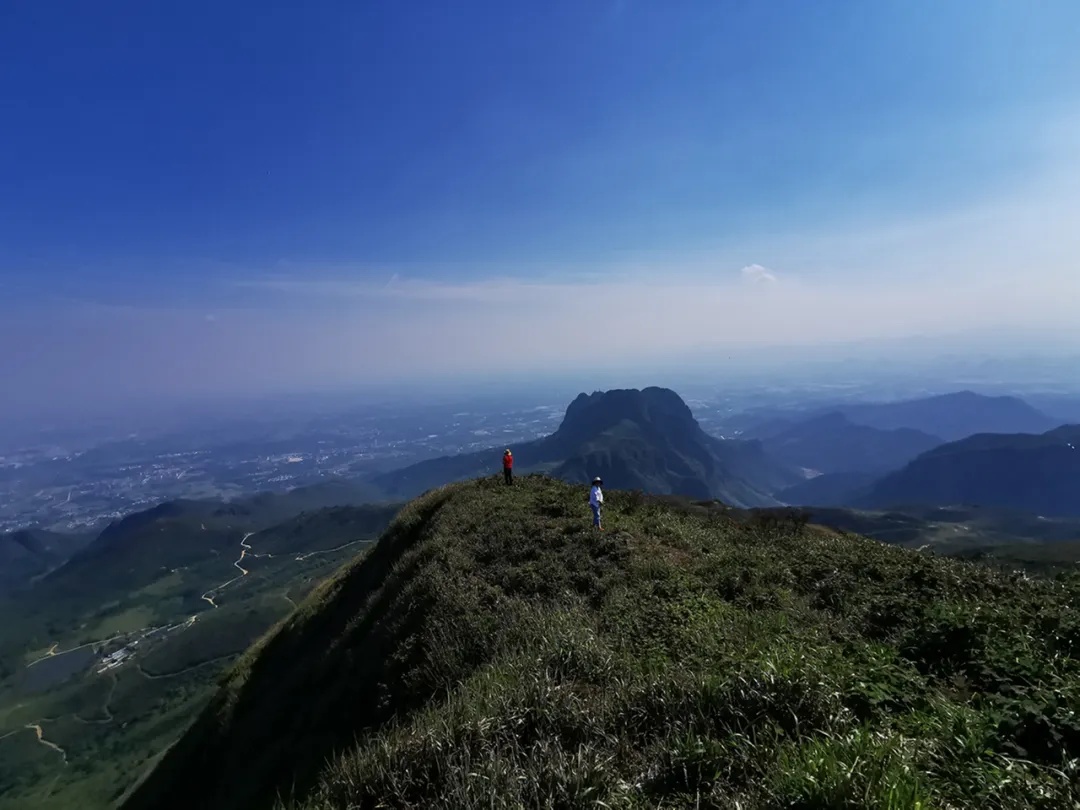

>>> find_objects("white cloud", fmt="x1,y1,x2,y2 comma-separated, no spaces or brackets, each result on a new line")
740,264,778,284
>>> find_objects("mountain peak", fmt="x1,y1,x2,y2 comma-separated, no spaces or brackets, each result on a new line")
553,387,701,446
371,386,798,506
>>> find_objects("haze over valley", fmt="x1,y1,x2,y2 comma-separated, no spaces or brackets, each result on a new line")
4,2,1080,808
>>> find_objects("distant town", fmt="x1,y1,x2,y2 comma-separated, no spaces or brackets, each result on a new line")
7,361,1077,535
0,401,567,534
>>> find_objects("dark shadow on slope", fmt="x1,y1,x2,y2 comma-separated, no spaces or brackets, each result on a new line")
122,488,453,810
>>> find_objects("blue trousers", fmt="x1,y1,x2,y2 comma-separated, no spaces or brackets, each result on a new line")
591,504,602,527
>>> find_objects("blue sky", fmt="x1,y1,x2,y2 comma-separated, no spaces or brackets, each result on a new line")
3,1,1080,415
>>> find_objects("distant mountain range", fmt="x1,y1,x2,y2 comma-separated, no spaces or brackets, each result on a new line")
373,388,1080,517
5,385,1080,809
372,387,802,506
742,390,1060,444
779,422,1080,517
834,391,1060,441
860,424,1080,517
739,391,1068,511
760,412,942,474
6,388,1069,593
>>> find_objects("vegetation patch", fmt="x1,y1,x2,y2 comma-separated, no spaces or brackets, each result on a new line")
120,476,1080,810
0,503,398,810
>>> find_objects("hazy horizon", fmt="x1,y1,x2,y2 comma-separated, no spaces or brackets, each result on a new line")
4,3,1080,420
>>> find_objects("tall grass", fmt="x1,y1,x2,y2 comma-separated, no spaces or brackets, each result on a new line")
124,475,1080,810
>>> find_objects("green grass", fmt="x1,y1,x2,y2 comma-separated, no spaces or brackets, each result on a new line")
135,570,186,598
120,475,1080,810
138,597,289,677
84,605,160,639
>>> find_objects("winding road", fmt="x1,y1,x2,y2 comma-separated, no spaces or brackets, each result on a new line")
28,528,264,688
27,722,67,763
294,536,369,562
1,527,301,788
23,522,346,682
0,721,68,763
201,532,265,608
27,635,125,669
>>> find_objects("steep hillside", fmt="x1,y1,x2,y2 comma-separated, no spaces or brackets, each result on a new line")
35,480,389,603
837,390,1058,441
0,483,402,690
761,412,942,474
0,527,93,591
125,476,1080,810
372,387,799,505
862,425,1080,516
8,520,397,663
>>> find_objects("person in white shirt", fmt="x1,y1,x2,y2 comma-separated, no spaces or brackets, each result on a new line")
589,477,604,530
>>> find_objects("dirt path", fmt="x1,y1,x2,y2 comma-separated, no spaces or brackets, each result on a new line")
201,531,258,608
23,529,247,670
295,537,369,562
27,635,124,668
26,721,67,763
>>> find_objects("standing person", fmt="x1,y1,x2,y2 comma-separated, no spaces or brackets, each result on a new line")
589,477,604,529
503,449,514,485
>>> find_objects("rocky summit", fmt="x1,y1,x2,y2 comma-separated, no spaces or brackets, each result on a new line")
372,387,800,505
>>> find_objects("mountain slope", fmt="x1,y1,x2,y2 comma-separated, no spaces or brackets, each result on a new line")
777,470,878,507
0,500,402,810
372,387,799,505
0,527,93,591
760,412,943,474
124,475,1080,810
862,424,1080,516
837,390,1059,441
0,482,401,672
47,478,388,593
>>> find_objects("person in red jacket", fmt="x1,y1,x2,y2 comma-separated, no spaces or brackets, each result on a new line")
502,449,514,485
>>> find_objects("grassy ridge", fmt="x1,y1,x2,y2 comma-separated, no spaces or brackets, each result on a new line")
124,475,1080,810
